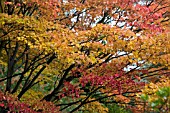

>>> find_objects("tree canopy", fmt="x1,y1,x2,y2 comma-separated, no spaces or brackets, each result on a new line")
0,0,170,112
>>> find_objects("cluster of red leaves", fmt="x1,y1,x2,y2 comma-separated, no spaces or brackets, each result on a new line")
66,61,146,99
0,91,60,113
27,0,60,20
79,72,144,94
0,91,36,113
61,82,81,98
129,3,165,33
32,100,61,113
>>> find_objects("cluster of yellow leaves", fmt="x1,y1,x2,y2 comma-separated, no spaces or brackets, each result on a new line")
18,89,44,106
82,98,108,113
141,76,170,102
114,95,131,104
0,13,79,72
1,0,169,73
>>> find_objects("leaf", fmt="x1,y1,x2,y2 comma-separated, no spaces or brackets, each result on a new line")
140,94,149,101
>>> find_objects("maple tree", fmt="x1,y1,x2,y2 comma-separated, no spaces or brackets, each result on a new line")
0,0,170,112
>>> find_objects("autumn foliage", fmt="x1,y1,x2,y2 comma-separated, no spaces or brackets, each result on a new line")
0,0,170,113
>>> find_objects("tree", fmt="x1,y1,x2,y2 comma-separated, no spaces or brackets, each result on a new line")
0,0,170,112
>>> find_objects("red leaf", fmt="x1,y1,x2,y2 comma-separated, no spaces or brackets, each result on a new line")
0,103,4,107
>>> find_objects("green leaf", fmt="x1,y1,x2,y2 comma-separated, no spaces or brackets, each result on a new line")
140,94,149,101
156,87,170,97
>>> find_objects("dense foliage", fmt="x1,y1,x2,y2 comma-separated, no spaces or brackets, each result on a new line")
0,0,170,112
